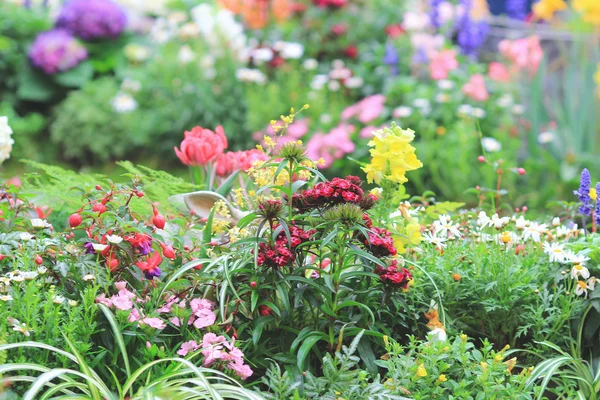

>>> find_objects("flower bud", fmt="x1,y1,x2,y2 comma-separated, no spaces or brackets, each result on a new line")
477,156,485,162
517,168,526,175
152,214,166,229
35,255,43,265
69,213,83,228
161,244,176,259
250,281,257,288
92,203,106,214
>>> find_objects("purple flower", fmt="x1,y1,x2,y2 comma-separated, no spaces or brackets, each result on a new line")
383,43,399,76
57,0,127,41
429,0,445,28
144,267,161,280
506,0,528,20
595,182,600,226
84,242,95,254
28,29,88,75
456,0,490,57
574,168,592,216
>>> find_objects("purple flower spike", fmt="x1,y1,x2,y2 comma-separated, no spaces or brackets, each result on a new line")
28,29,88,75
57,0,127,41
574,168,592,216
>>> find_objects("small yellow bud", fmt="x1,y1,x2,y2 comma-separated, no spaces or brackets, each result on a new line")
290,107,295,114
480,362,488,371
383,335,389,347
437,374,447,383
303,104,310,109
460,334,468,343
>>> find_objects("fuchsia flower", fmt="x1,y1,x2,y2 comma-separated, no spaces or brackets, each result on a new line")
462,74,489,102
135,251,163,280
341,95,386,124
306,124,356,168
428,49,458,80
488,62,511,83
498,35,543,76
174,126,228,166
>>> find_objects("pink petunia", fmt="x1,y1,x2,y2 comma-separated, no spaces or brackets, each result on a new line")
128,308,142,322
114,281,127,291
462,74,489,102
341,95,386,124
95,293,113,307
192,309,217,329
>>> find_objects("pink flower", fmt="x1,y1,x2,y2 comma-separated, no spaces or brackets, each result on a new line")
178,340,200,356
229,360,254,380
190,298,214,313
128,308,142,322
462,74,489,102
253,119,310,150
498,36,543,76
142,317,166,329
429,49,458,80
360,125,379,138
306,124,356,168
95,293,112,307
174,126,228,166
488,62,511,83
114,281,127,291
341,95,386,124
111,294,133,311
215,152,237,178
235,149,268,171
192,309,216,329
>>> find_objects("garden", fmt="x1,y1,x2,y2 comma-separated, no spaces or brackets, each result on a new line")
0,0,599,398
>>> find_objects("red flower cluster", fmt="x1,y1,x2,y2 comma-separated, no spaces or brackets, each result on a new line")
256,225,315,269
292,176,375,211
375,260,412,289
362,226,397,257
312,0,347,8
125,233,153,255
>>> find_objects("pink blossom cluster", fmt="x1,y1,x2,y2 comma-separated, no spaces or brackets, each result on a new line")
462,74,489,102
498,35,543,76
429,49,458,80
487,62,511,83
95,282,166,329
341,95,386,124
306,124,356,168
157,297,217,329
178,333,253,380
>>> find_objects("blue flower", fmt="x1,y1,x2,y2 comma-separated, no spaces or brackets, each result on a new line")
595,182,600,226
456,0,490,57
506,0,528,20
574,168,592,216
383,43,399,76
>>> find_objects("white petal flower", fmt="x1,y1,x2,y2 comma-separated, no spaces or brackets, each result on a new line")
481,137,502,153
111,92,138,113
19,232,35,241
92,243,108,252
571,264,590,280
106,235,123,244
30,218,51,229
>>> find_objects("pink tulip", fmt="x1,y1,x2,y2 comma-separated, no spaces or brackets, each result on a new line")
174,126,228,166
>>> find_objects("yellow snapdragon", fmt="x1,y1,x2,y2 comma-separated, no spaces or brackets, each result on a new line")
573,0,600,24
532,0,566,20
362,123,422,185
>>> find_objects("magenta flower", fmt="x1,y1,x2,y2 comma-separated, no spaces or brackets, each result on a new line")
29,29,88,75
306,124,356,168
57,0,127,41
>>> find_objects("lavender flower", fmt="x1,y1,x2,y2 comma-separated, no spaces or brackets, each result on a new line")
383,43,399,76
57,0,127,41
574,168,592,216
506,0,528,20
456,0,490,57
28,29,88,75
595,182,600,226
429,0,445,28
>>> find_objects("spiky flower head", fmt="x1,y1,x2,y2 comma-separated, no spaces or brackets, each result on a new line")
324,203,364,226
574,168,592,216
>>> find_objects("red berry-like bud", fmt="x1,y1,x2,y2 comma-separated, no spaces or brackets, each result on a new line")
194,263,203,271
162,244,176,259
517,167,526,175
93,203,106,214
515,244,525,255
477,156,485,163
136,191,144,197
152,214,166,229
35,255,43,265
95,185,102,190
522,206,528,212
69,213,83,228
250,281,257,288
0,254,5,261
108,258,119,271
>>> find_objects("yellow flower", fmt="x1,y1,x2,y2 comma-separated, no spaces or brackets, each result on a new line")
460,334,468,343
437,374,448,383
590,187,597,201
363,123,422,185
415,363,428,378
532,0,566,20
504,357,517,373
480,362,488,372
500,231,512,244
573,0,600,24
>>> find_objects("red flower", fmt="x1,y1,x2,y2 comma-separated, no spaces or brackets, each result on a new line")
385,24,405,39
259,305,273,316
174,126,228,166
375,260,412,289
152,214,166,229
136,251,163,279
215,152,237,178
125,233,153,255
343,45,358,59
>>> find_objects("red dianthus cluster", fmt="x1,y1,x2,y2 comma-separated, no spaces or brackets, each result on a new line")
292,176,375,211
375,260,412,289
256,225,315,269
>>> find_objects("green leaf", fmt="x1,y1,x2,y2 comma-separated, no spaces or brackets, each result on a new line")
17,65,57,102
53,61,94,88
297,335,324,370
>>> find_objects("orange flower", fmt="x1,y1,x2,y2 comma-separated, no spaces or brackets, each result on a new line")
452,273,461,281
425,309,444,330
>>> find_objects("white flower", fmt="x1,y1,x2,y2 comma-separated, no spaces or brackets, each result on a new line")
435,93,451,103
515,216,528,230
329,67,352,80
319,114,332,124
53,295,66,304
111,92,138,113
68,300,78,307
276,41,304,59
22,271,38,280
393,106,413,119
565,252,590,265
402,11,431,31
496,94,513,108
433,215,461,238
472,108,486,119
236,68,266,84
477,211,491,227
251,47,274,64
303,58,318,70
310,74,329,90
428,327,447,342
588,277,597,291
437,79,454,90
332,59,345,69
422,231,447,249
457,104,473,116
37,266,47,274
0,295,13,301
571,264,590,280
490,214,509,229
328,80,341,91
413,98,430,109
92,243,108,252
543,242,566,263
481,137,502,153
575,279,595,297
178,22,200,39
121,78,141,93
83,274,96,281
106,235,123,244
538,132,555,144
552,217,560,227
30,218,51,229
0,116,14,165
344,76,364,89
19,232,35,241
177,45,196,64
512,104,525,115
522,222,546,242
